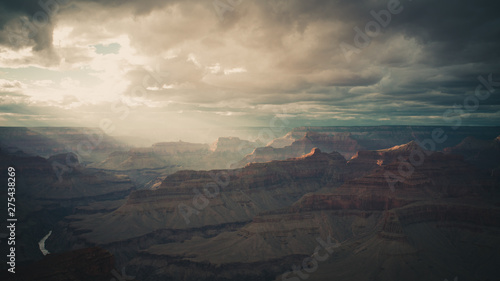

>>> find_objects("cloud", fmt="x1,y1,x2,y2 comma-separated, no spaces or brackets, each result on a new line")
0,0,499,142
0,79,26,92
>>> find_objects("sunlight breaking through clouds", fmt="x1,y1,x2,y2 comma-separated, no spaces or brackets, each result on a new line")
0,0,498,142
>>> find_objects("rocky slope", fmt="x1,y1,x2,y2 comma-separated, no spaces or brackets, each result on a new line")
0,149,135,265
67,148,350,245
92,138,260,174
444,135,500,172
233,126,500,169
89,138,265,191
269,126,500,151
11,132,500,281
122,142,500,281
132,199,500,281
0,127,128,162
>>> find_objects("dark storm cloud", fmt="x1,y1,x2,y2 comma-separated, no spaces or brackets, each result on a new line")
0,0,45,26
2,0,499,71
0,0,67,62
389,0,500,66
0,0,177,51
271,0,500,66
264,0,500,73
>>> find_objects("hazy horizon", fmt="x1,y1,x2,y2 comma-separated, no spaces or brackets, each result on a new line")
1,124,499,147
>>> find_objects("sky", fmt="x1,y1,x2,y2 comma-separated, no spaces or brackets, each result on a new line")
0,0,499,143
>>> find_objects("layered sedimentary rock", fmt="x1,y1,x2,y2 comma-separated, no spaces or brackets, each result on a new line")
444,135,500,172
267,130,298,148
93,137,257,173
94,141,211,170
28,136,500,281
235,125,499,169
67,148,348,244
209,136,258,154
290,131,362,159
125,141,500,281
232,131,363,168
136,196,500,281
235,126,500,169
269,126,500,151
90,138,262,192
345,140,428,178
230,146,302,168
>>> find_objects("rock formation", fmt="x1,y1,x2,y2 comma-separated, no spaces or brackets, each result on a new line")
115,141,500,281
5,127,500,281
444,135,500,172
209,136,258,154
67,148,349,244
232,131,363,168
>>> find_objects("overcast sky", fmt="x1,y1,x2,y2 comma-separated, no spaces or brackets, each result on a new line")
0,0,499,142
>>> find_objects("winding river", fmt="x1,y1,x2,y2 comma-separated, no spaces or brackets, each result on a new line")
38,230,52,256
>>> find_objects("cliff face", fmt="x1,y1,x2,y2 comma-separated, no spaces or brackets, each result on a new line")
232,131,362,168
444,135,500,172
68,148,349,244
280,126,500,150
234,126,495,170
209,137,258,154
235,126,500,169
346,141,491,197
266,131,297,148
93,141,211,170
93,138,255,172
29,135,500,281
137,198,500,280
122,142,500,281
157,148,346,193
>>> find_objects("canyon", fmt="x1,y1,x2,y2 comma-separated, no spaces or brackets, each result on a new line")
1,126,500,280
